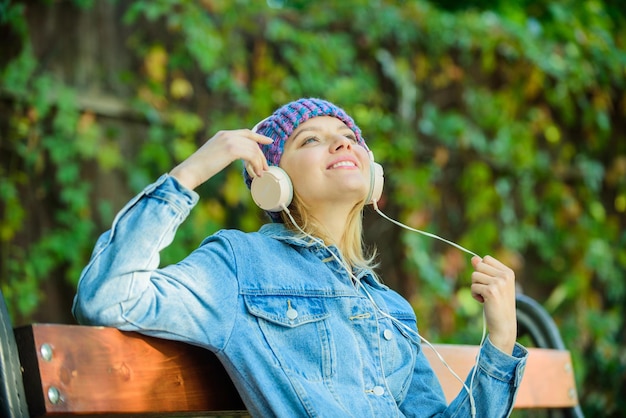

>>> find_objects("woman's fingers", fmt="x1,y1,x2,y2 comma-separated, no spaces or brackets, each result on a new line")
471,256,514,294
170,128,273,190
231,129,273,178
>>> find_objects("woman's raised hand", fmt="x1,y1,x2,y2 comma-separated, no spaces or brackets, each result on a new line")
169,129,273,190
470,255,518,354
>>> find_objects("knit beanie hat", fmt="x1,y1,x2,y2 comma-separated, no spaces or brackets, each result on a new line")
243,98,368,190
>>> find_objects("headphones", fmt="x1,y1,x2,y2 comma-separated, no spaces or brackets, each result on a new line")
248,121,384,213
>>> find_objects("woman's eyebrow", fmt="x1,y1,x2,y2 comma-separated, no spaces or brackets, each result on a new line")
292,125,352,142
291,127,318,143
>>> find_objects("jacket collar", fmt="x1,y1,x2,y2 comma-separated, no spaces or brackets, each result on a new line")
259,223,318,247
258,223,388,290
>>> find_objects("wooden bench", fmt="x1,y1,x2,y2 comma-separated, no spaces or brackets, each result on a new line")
1,292,583,417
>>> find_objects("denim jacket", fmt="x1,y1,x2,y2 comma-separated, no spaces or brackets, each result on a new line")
73,174,528,418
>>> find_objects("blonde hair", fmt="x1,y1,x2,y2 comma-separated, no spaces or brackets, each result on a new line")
280,193,379,274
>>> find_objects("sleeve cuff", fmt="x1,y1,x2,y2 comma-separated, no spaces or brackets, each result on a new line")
143,173,200,207
477,336,529,386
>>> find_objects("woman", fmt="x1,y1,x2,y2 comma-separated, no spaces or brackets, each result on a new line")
73,98,527,417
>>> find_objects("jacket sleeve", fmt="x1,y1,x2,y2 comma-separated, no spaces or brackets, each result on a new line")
72,174,239,352
400,337,528,417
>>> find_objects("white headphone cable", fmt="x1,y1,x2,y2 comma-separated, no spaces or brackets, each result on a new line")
371,200,490,417
281,203,480,417
372,202,479,258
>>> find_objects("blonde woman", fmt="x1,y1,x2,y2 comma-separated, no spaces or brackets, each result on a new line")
73,98,527,417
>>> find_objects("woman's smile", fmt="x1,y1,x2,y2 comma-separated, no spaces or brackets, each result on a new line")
327,157,359,170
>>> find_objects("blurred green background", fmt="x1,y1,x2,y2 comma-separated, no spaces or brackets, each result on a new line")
1,0,624,416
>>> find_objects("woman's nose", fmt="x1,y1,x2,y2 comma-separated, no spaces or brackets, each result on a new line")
331,135,352,151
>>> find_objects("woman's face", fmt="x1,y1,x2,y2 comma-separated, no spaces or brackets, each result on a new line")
279,116,371,209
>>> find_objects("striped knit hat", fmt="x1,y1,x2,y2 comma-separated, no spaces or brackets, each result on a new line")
243,98,368,190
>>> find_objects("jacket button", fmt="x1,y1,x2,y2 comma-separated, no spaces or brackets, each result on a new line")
373,386,385,396
383,329,393,340
286,307,298,320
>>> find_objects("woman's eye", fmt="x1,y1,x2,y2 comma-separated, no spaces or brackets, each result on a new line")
302,137,318,145
345,135,357,143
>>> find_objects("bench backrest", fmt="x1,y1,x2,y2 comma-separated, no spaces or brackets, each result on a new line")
14,323,579,416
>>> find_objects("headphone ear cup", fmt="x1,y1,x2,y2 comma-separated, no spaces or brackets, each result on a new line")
367,161,384,205
250,166,293,212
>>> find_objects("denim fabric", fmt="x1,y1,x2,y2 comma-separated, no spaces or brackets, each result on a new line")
73,174,528,418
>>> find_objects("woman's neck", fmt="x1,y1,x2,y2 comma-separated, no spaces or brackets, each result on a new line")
309,205,352,247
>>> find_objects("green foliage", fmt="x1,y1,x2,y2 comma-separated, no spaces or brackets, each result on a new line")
1,0,625,415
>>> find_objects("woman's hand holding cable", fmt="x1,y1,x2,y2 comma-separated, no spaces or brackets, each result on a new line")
470,255,517,355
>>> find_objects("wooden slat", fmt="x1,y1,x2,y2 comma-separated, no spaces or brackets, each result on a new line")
15,324,579,416
424,344,579,408
15,324,246,416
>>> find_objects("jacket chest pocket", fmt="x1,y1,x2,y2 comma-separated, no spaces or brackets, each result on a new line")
244,295,335,382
